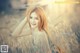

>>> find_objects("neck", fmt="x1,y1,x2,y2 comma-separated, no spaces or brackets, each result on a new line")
31,27,39,34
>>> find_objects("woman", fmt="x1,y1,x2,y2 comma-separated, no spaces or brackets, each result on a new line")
12,6,60,53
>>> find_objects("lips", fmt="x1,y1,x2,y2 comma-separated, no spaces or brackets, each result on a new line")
32,23,36,25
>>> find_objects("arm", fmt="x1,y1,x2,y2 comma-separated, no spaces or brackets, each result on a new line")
12,17,27,36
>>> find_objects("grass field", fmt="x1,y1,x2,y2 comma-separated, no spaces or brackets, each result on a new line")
0,9,80,53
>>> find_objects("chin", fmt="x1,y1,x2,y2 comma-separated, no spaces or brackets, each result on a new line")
31,26,36,29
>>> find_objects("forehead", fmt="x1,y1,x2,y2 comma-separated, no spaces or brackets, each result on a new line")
30,12,38,17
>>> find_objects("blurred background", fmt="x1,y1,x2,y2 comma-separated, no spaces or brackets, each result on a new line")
0,0,80,53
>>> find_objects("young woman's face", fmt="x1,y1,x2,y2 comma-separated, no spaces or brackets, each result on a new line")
29,12,40,29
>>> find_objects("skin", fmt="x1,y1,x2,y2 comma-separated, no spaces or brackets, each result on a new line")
29,12,40,30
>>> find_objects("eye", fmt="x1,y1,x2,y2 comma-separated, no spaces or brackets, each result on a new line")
35,17,38,20
30,17,32,19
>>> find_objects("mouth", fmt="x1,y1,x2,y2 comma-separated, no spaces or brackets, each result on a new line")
32,24,36,25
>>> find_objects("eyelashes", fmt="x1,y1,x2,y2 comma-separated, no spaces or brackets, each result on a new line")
30,17,39,20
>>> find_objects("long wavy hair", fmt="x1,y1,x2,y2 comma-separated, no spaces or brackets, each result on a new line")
26,6,48,32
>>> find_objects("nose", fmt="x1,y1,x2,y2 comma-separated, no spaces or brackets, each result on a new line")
32,19,35,23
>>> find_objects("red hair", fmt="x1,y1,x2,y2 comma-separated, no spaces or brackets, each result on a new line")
26,6,48,31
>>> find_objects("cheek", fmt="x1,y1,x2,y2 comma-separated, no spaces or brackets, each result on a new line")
36,20,39,24
29,19,32,23
36,20,40,25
